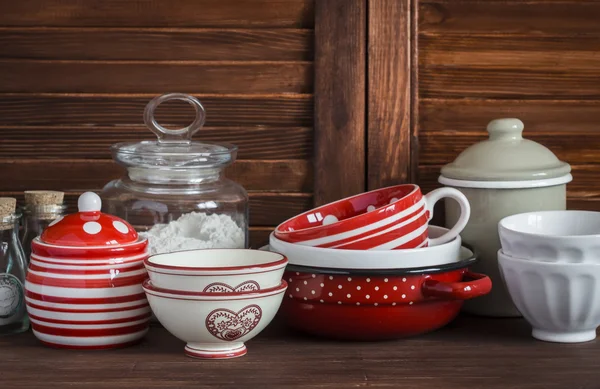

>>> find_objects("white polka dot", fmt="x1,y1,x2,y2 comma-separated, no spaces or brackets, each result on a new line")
402,278,407,282
83,221,102,235
384,278,388,283
367,205,376,212
328,292,333,297
366,295,370,299
303,280,308,285
319,299,324,303
374,303,379,306
329,276,334,280
323,215,339,225
356,286,361,290
347,277,352,281
366,278,371,282
375,286,379,291
346,294,351,298
338,285,342,289
289,278,292,282
303,297,307,301
383,295,388,299
288,294,293,298
337,301,342,305
311,290,316,295
393,286,398,291
295,288,300,292
112,221,129,234
390,197,399,204
356,302,361,306
409,301,414,305
296,272,300,275
402,294,406,299
320,283,324,287
392,302,397,306
411,285,415,290
48,216,64,227
311,274,316,278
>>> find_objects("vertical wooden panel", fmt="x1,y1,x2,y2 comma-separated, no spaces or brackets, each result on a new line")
314,0,366,205
367,0,411,190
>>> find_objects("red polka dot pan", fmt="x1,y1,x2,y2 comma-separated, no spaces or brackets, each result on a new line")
25,192,151,349
280,246,492,340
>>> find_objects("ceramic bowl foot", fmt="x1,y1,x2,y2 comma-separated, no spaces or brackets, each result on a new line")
184,342,247,359
532,328,597,343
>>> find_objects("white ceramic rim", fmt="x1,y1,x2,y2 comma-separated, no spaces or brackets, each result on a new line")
499,210,600,240
438,173,572,189
143,279,287,301
32,236,148,250
498,248,600,267
267,226,462,269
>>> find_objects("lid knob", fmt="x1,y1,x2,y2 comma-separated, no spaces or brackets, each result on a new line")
78,192,101,213
487,118,524,141
144,93,206,145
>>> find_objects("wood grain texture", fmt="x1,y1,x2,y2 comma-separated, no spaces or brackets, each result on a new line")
0,0,315,28
0,28,313,61
0,159,312,192
248,226,275,248
2,317,600,388
0,94,313,127
367,0,411,189
0,60,313,94
4,191,312,227
1,126,313,160
314,0,366,205
420,1,600,36
417,165,600,198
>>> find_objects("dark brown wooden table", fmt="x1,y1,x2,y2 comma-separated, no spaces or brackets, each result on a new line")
2,314,599,389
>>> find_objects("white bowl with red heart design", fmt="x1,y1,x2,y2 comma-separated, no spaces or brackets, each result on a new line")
144,249,287,292
142,279,287,359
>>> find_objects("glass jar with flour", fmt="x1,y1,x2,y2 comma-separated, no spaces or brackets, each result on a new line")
101,93,248,255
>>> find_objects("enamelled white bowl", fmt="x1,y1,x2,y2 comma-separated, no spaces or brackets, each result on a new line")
143,279,287,359
144,249,288,292
499,210,600,263
498,249,600,343
269,226,462,269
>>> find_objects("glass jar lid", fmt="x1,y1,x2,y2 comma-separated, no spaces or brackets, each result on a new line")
111,93,238,170
439,118,572,189
40,192,139,246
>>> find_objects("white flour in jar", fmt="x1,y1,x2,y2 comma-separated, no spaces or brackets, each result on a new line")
139,212,245,255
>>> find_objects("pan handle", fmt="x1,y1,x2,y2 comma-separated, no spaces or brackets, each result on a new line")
421,271,492,301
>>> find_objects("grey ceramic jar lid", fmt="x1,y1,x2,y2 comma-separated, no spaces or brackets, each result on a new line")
438,118,572,189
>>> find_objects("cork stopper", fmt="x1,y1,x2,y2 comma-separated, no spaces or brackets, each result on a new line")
24,190,64,206
0,197,17,231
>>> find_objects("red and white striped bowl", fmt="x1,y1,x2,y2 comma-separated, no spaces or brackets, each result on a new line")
274,184,470,250
26,238,151,349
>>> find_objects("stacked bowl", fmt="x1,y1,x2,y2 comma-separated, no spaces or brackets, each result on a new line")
498,210,600,343
268,184,492,340
142,248,288,358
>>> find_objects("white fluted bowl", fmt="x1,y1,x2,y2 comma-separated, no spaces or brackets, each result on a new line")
498,249,600,343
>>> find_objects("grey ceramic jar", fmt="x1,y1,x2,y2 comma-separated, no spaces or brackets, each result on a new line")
438,118,572,317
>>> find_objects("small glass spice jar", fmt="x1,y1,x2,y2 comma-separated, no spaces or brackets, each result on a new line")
20,190,67,263
0,197,29,335
101,93,249,256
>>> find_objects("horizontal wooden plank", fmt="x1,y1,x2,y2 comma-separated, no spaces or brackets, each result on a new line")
0,94,313,127
417,165,600,198
0,28,313,61
0,0,314,28
0,159,312,192
0,126,313,160
420,34,600,72
5,191,312,227
0,60,313,94
419,131,600,166
419,67,600,99
249,227,274,249
419,1,600,36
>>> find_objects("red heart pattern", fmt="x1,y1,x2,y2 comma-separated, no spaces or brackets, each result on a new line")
202,281,260,293
206,305,262,341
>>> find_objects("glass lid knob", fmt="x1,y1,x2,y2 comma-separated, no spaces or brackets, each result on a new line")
143,93,207,145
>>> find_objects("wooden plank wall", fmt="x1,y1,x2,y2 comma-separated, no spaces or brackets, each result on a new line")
0,0,316,248
415,0,600,212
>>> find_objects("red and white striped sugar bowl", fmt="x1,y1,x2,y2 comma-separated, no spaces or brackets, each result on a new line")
25,192,151,349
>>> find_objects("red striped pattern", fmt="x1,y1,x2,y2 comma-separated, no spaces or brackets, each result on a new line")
25,243,150,349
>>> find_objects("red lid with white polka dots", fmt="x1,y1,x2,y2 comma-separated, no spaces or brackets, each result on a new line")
40,192,139,247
